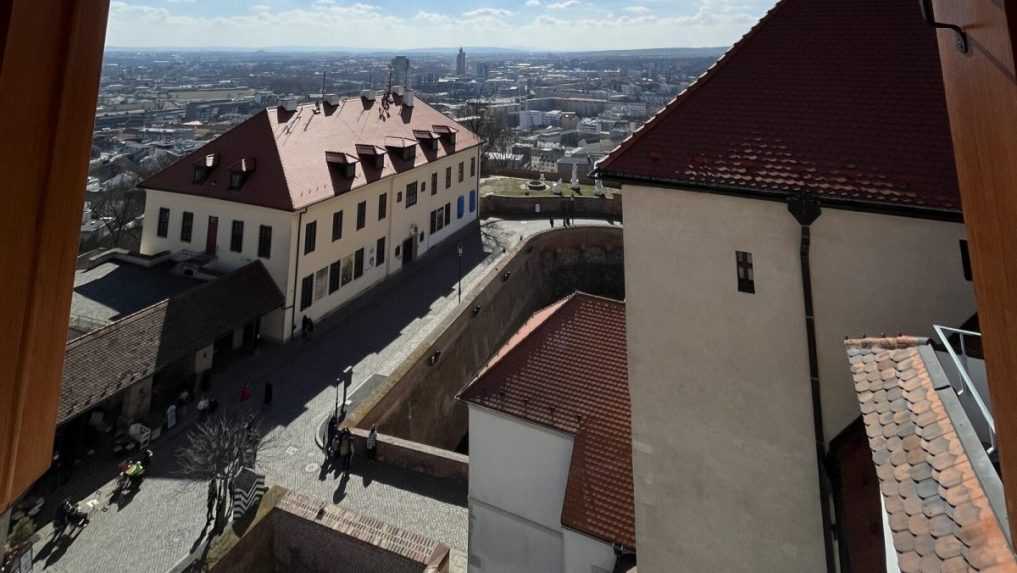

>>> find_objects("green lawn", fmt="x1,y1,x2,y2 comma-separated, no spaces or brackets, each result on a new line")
480,176,615,198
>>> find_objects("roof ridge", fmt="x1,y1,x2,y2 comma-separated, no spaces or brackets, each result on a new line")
595,0,790,175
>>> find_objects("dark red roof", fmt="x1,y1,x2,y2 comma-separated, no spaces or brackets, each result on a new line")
142,95,480,211
597,0,961,213
458,293,633,547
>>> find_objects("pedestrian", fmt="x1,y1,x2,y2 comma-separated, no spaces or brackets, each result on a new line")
366,425,378,461
549,214,554,228
338,429,352,476
206,480,216,524
240,383,252,402
302,316,312,341
325,415,337,458
263,382,273,406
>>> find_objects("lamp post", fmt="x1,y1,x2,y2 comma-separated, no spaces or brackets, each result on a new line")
457,242,463,304
335,365,353,423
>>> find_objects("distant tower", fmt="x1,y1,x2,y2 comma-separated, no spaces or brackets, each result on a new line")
390,56,410,88
456,47,467,76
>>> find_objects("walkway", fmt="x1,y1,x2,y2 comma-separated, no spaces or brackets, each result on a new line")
28,218,616,573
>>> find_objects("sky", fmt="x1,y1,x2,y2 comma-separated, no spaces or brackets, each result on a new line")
105,0,776,51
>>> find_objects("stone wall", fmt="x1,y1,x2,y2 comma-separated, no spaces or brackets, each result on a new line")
481,193,622,221
352,227,624,450
349,428,468,483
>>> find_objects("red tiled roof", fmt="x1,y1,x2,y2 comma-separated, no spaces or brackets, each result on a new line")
845,337,1017,572
458,293,633,547
142,95,480,211
597,0,961,213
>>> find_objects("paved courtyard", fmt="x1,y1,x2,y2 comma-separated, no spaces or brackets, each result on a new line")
28,218,615,573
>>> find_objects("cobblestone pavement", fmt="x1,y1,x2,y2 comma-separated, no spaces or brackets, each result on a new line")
29,218,616,573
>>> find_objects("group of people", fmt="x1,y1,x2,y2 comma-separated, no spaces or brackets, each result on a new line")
544,199,577,228
324,421,379,477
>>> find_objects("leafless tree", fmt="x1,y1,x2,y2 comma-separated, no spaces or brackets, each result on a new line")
176,413,270,532
90,187,145,251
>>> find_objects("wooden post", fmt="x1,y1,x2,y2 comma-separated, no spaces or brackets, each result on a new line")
0,0,110,510
932,0,1017,546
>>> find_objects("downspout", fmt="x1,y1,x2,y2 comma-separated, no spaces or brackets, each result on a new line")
787,192,835,573
289,208,307,339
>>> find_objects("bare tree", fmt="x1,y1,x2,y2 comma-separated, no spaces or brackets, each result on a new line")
176,413,270,532
91,187,145,251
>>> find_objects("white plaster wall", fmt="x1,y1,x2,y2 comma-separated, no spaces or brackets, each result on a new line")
563,529,616,573
622,185,824,572
810,209,975,439
469,500,563,573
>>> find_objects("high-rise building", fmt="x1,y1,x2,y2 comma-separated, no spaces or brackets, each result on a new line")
390,56,410,88
456,47,467,76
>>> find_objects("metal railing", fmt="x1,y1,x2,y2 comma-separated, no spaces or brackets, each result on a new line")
934,325,996,455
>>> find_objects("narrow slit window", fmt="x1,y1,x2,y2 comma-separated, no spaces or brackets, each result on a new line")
960,239,973,282
736,251,755,294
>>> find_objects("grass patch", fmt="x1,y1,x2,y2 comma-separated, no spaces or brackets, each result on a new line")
480,176,613,198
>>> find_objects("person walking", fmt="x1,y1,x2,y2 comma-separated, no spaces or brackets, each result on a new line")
325,416,337,465
338,429,352,477
366,426,378,461
263,382,273,407
205,480,217,525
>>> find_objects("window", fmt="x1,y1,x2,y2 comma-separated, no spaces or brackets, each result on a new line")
180,211,193,242
960,240,973,281
431,204,449,234
329,261,341,293
445,166,452,189
470,157,476,177
458,161,464,183
444,202,451,226
736,251,755,294
356,201,367,230
300,274,313,310
304,221,317,254
376,237,386,266
314,267,328,301
230,220,244,253
406,182,418,207
341,256,353,286
258,225,272,259
332,211,343,242
157,208,170,238
229,171,244,190
469,190,477,213
431,172,438,195
457,196,465,219
397,191,403,203
378,193,388,220
354,248,364,279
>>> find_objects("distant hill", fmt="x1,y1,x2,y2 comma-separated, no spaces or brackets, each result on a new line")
104,46,727,58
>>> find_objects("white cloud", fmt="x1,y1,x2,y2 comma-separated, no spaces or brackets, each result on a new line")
546,0,582,10
624,6,652,14
166,0,196,4
463,8,513,19
525,0,541,6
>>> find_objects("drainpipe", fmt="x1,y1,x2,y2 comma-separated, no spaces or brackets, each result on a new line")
787,192,835,573
289,208,307,339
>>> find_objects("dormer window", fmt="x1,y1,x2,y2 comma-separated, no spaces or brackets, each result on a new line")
355,144,386,170
414,129,439,152
325,151,359,178
432,125,457,148
385,137,417,162
228,157,256,190
192,153,219,184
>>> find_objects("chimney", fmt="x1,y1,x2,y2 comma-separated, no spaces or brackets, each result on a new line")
404,89,415,107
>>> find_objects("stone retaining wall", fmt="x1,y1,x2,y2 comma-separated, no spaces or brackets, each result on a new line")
481,193,622,221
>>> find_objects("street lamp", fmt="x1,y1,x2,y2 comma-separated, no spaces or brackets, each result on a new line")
457,242,463,303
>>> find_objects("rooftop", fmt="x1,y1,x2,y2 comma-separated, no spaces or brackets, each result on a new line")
142,93,481,211
458,293,633,547
597,0,961,215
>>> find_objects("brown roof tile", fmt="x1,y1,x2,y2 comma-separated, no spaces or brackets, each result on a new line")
844,336,1017,572
458,293,632,547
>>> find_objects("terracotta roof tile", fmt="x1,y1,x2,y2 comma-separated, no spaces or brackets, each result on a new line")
143,95,480,211
597,0,960,213
458,293,632,547
844,336,1017,572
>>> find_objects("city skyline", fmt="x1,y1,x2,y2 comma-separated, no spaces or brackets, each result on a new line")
105,0,773,51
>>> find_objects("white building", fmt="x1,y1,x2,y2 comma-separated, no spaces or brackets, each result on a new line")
141,91,481,341
459,294,635,573
597,0,975,571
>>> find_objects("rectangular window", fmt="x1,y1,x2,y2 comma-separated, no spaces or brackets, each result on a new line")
341,256,353,286
960,240,972,281
445,166,452,189
258,225,272,259
469,190,477,213
329,261,341,293
354,248,364,279
444,202,451,226
431,172,438,195
430,209,437,234
304,221,317,254
458,161,464,183
378,193,388,220
376,237,386,266
300,274,313,310
314,267,328,301
736,251,755,294
457,195,465,219
406,182,418,207
356,201,367,230
180,211,194,242
230,220,244,253
157,207,170,238
332,210,343,242
470,157,476,177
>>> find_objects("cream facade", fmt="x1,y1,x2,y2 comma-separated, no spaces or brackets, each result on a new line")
141,146,481,341
622,184,975,572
